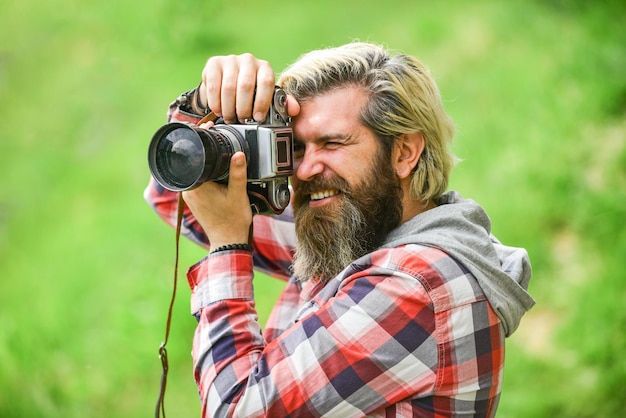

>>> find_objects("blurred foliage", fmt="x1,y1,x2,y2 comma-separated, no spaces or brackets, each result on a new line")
0,0,624,417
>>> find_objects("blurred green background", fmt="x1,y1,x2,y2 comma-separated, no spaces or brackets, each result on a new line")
1,0,624,416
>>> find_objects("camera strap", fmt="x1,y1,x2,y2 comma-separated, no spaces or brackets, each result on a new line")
153,112,219,417
155,192,185,418
198,110,219,125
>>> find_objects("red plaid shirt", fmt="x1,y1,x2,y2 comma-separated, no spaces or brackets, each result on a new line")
144,107,505,417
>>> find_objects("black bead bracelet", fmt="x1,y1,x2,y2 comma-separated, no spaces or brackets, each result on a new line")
210,243,253,254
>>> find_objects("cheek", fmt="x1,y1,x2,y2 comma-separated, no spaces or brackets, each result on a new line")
345,152,379,182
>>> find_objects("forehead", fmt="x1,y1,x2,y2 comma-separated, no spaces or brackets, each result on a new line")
292,86,370,141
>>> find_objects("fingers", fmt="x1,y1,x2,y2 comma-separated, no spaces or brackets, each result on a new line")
198,120,215,129
201,57,223,118
253,63,276,122
286,95,301,117
200,54,275,124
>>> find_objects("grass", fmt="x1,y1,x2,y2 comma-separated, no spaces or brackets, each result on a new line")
0,0,624,416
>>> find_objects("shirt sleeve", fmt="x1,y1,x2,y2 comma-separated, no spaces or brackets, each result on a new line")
187,251,443,418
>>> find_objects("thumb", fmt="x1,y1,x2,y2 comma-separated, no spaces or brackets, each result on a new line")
228,151,248,191
286,95,300,117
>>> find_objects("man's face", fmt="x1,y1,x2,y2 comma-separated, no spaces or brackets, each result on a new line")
290,86,403,282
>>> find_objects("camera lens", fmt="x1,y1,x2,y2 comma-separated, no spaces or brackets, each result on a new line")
158,132,203,188
148,123,245,191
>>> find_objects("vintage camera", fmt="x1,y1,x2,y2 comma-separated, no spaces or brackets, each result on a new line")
148,88,293,215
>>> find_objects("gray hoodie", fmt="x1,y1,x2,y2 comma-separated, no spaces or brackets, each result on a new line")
382,190,535,337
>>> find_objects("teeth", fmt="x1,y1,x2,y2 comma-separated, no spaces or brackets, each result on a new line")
310,190,338,201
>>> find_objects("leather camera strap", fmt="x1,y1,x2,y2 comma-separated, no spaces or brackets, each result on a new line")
198,110,219,125
154,112,218,417
155,192,185,418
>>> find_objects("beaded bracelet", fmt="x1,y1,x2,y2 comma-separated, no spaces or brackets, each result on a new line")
210,243,253,254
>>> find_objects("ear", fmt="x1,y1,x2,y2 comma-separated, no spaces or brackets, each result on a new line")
393,132,425,179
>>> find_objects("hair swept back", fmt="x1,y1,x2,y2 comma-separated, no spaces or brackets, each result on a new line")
277,42,457,201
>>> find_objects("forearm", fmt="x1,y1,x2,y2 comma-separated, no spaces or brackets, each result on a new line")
188,251,263,417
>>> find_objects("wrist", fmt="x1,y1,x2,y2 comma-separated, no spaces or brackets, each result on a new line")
175,84,209,116
208,230,252,252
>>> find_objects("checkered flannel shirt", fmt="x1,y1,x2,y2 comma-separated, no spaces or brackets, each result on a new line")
144,106,505,417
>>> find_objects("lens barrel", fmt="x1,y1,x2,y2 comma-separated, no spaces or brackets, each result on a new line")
148,123,245,191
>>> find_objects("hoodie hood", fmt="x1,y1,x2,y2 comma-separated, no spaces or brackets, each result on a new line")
382,190,535,337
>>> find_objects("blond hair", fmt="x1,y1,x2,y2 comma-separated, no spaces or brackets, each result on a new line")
278,42,457,201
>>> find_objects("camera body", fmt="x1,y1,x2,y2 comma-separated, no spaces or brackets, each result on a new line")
148,88,294,215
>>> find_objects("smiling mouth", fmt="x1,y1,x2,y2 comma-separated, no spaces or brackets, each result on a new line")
310,189,339,201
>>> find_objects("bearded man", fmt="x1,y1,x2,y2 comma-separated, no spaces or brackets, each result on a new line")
145,42,535,418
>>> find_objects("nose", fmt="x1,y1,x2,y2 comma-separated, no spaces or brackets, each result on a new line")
294,145,324,182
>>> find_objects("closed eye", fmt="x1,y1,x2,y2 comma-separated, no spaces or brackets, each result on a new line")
324,141,343,149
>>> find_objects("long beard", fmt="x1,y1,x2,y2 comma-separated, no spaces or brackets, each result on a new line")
291,153,403,282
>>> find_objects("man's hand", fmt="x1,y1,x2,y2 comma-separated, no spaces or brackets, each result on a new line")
182,152,252,249
182,53,302,249
199,54,276,124
197,53,301,124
